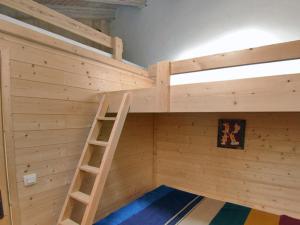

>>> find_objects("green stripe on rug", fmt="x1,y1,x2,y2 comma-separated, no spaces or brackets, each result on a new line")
209,203,251,225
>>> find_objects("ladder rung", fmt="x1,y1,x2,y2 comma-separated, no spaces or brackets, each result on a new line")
89,140,108,147
98,116,116,121
70,191,90,205
80,165,100,175
60,219,79,225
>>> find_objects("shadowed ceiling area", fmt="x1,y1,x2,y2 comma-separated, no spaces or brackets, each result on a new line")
34,0,146,20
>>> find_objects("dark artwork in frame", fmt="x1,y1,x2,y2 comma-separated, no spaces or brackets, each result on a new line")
217,119,246,150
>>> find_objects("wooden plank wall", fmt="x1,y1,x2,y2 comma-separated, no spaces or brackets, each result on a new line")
0,71,11,224
0,30,154,225
96,114,154,220
171,74,300,112
155,113,300,219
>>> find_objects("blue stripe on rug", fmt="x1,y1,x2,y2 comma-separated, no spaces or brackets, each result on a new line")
209,202,251,225
95,186,174,225
166,196,203,225
118,188,200,225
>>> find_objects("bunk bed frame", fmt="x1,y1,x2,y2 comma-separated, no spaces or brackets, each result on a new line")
0,0,124,61
0,1,300,225
104,40,300,113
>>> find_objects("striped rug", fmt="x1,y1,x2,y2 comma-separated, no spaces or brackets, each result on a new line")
95,186,300,225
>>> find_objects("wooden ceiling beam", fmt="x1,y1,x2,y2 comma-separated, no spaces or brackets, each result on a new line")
84,0,146,7
46,5,116,19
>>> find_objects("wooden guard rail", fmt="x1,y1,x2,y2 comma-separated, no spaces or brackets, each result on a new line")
170,40,300,75
0,0,124,61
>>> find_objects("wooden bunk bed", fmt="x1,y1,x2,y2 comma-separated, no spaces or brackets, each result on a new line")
103,40,300,113
101,39,300,214
99,40,300,221
0,1,299,225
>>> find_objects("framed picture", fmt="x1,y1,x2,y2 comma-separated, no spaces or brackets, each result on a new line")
217,119,246,150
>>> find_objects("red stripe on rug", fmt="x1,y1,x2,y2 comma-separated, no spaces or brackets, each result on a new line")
280,215,300,225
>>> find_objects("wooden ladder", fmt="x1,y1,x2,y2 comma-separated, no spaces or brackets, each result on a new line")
57,93,131,225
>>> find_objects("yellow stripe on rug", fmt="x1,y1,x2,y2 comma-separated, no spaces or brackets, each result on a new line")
244,209,280,225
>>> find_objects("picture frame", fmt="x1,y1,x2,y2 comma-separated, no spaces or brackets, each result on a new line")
217,119,246,150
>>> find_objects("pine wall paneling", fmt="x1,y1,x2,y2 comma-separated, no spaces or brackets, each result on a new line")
0,29,154,225
155,113,300,219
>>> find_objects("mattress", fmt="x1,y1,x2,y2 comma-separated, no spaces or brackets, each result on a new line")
96,186,300,225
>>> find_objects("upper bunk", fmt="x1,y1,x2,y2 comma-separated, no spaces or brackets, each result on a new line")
102,40,300,113
0,0,153,82
1,0,299,113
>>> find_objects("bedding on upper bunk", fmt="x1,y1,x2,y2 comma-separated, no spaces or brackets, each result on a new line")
96,186,300,225
0,14,144,69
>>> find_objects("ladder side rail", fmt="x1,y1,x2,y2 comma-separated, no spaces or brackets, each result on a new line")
57,95,108,224
82,93,131,225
